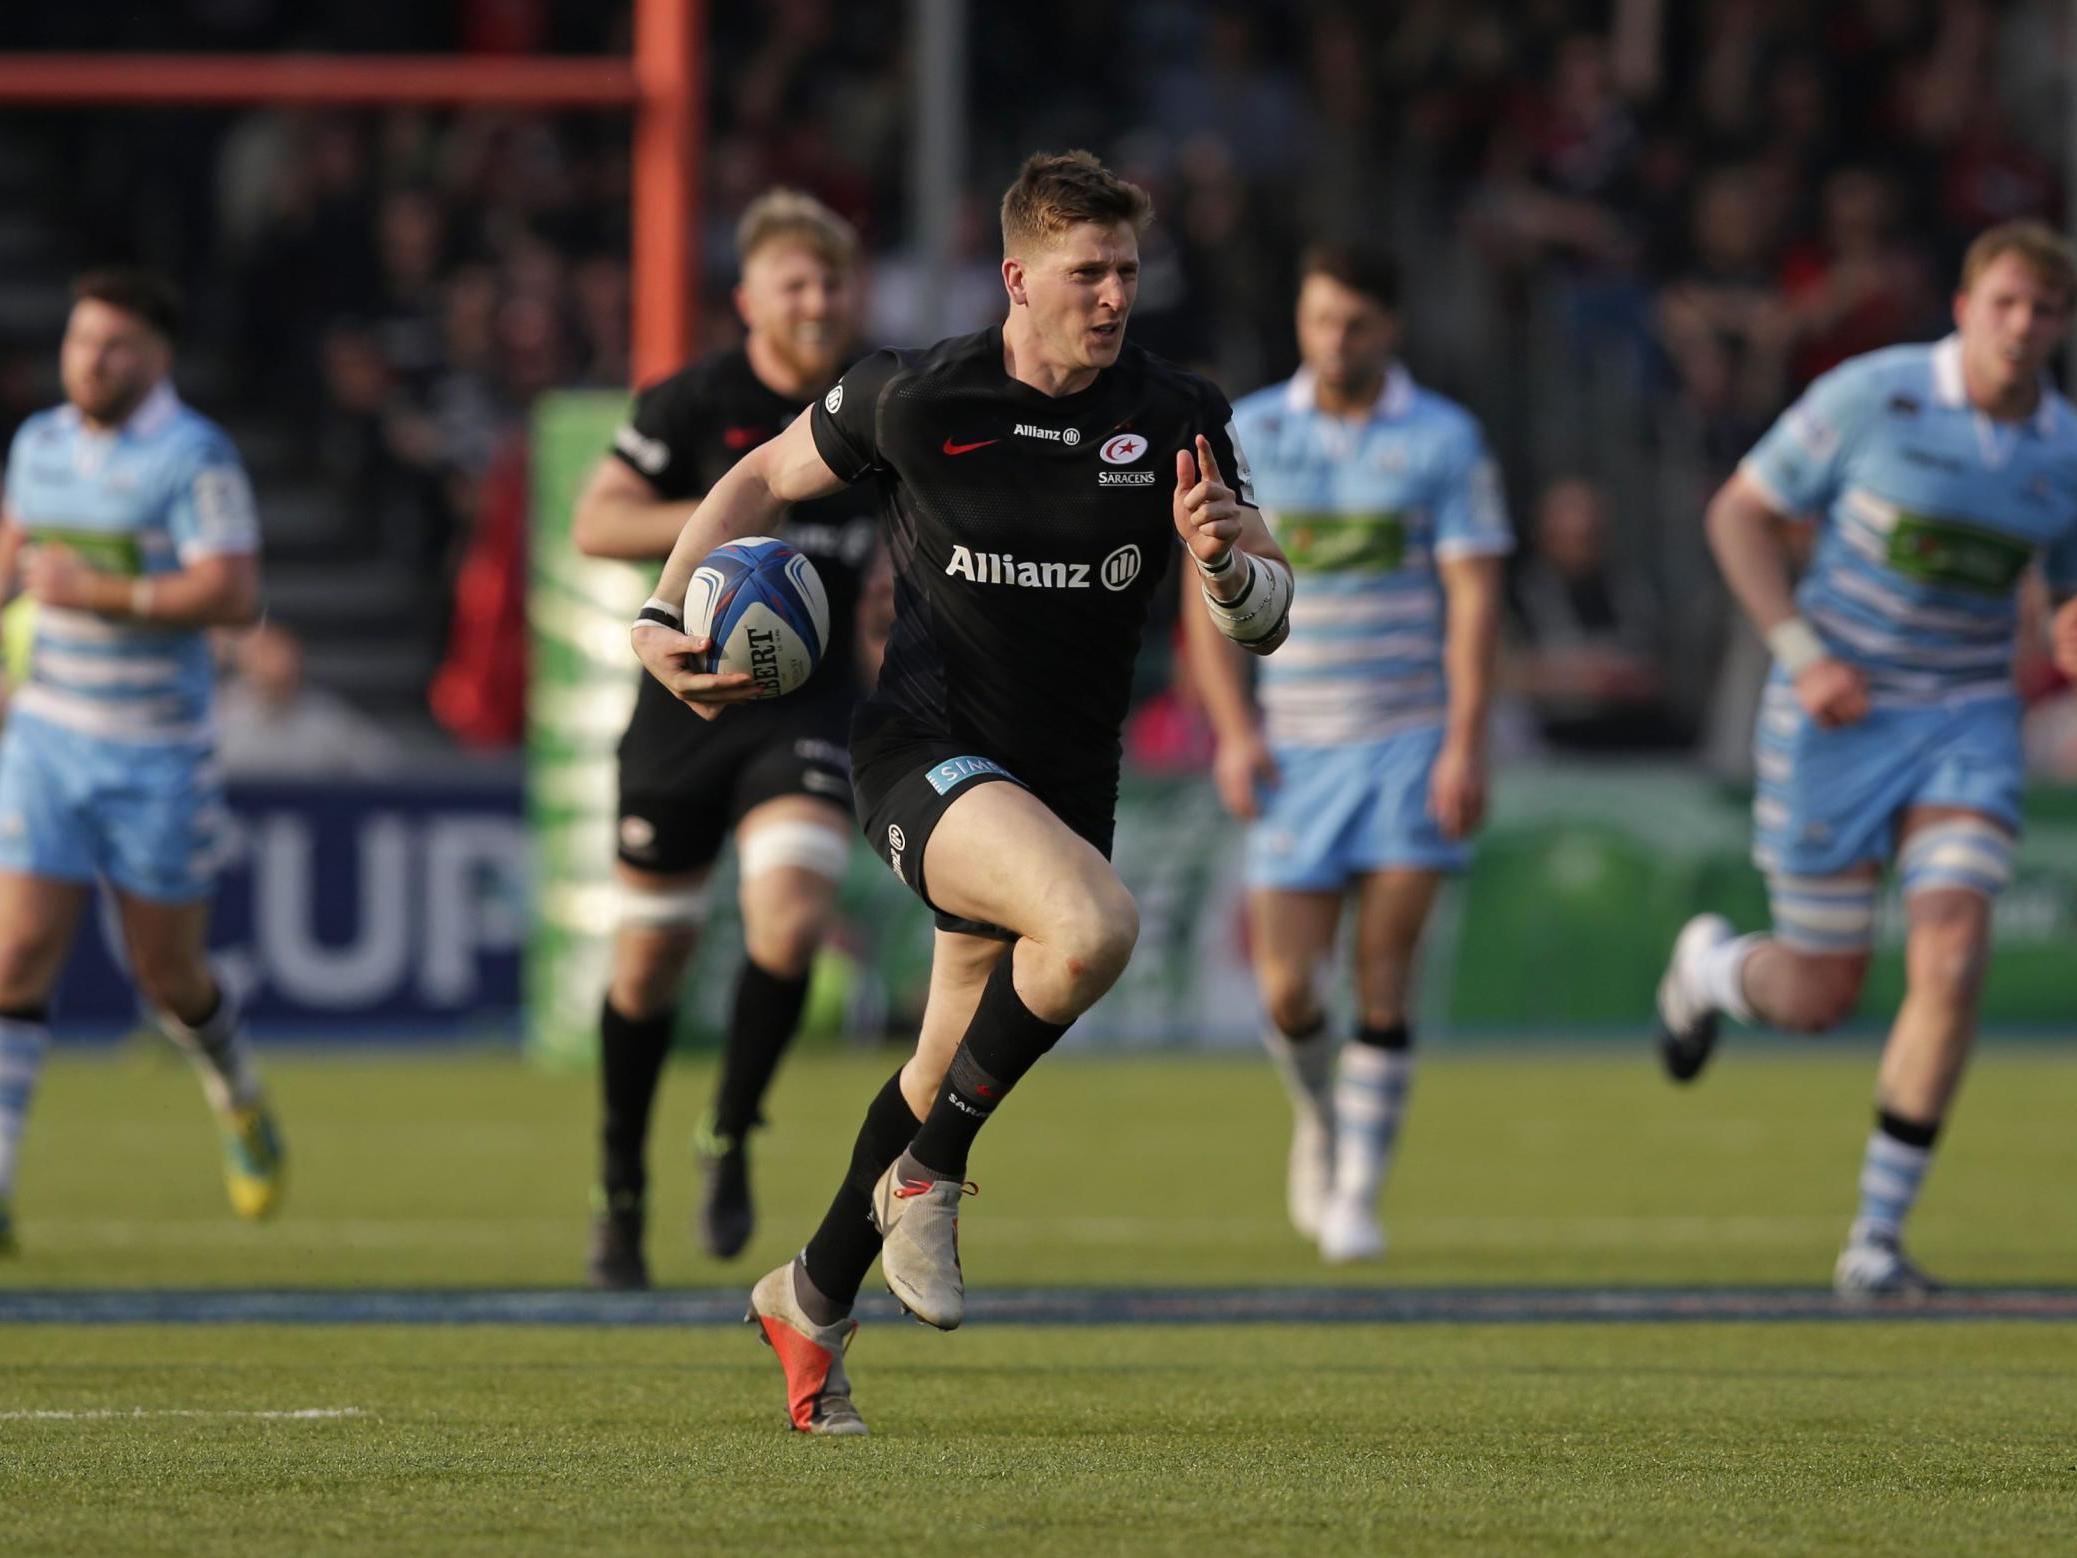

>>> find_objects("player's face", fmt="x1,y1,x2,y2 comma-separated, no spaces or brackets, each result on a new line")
61,299,170,426
1010,221,1140,373
737,241,858,385
1295,274,1397,400
1954,251,2071,401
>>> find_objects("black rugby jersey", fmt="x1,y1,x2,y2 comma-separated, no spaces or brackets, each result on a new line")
610,347,877,775
810,325,1253,787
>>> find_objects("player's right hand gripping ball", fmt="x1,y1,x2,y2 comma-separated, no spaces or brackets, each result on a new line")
684,537,830,699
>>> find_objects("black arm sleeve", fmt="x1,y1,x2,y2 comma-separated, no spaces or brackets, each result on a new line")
608,371,708,501
809,349,905,484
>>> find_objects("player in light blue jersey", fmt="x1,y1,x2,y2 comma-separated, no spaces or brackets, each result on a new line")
1653,222,2077,1296
0,268,283,1255
1186,246,1509,1263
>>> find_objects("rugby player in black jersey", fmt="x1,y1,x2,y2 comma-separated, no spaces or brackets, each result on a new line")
632,152,1292,1434
572,191,883,1289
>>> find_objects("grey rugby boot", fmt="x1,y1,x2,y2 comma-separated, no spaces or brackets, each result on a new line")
745,1261,868,1435
870,1161,975,1331
1834,1228,1942,1300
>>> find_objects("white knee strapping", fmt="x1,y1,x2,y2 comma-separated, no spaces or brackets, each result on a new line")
617,882,711,929
1898,817,2014,900
1767,872,1879,954
737,819,852,883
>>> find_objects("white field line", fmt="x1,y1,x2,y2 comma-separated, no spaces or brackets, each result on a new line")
0,1407,368,1421
16,1214,1841,1250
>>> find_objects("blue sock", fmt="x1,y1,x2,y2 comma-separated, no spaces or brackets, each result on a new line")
1852,1109,1939,1245
0,1010,52,1201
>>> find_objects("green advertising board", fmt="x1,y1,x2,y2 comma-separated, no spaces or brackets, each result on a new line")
526,390,650,1067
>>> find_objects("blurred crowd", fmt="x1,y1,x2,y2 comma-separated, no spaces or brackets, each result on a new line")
3,0,2076,771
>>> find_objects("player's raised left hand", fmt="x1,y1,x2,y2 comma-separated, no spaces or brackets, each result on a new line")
1174,434,1243,573
21,543,98,610
1429,737,1487,841
2053,597,2077,681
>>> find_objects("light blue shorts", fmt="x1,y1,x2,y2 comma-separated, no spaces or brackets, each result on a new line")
1751,679,2022,878
0,710,228,902
1246,725,1469,891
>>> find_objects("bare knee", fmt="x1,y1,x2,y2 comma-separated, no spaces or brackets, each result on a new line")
1258,963,1320,1036
1040,881,1140,1008
1771,951,1870,1033
1906,906,1989,1009
609,930,698,1018
741,900,829,981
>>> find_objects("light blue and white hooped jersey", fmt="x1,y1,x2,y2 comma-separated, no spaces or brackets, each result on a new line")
1232,364,1512,747
3,383,258,745
1741,334,2077,708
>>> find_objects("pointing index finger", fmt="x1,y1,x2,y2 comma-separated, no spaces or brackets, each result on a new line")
1194,433,1224,489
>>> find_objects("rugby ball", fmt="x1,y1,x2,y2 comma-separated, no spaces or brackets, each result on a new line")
682,536,829,699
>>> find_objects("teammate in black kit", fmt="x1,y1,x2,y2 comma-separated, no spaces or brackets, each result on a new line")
632,152,1293,1434
573,191,882,1288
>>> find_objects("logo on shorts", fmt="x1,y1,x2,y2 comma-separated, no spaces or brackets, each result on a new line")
1100,433,1148,465
886,823,905,879
925,755,1011,795
1100,544,1141,591
619,816,657,858
824,382,844,414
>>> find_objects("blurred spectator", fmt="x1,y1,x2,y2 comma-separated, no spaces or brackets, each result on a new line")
1778,167,1938,386
215,623,401,778
1653,164,1796,457
1508,476,1685,754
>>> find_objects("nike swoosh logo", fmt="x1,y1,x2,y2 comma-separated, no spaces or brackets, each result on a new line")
894,1177,934,1198
942,438,999,456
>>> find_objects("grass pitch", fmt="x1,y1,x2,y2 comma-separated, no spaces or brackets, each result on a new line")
4,1044,2076,1554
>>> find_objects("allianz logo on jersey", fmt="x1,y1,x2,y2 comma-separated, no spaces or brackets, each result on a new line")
944,542,1142,591
1014,422,1080,445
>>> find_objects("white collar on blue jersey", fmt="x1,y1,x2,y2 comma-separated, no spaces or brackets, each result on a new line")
55,378,181,440
1929,333,2059,437
1284,362,1416,421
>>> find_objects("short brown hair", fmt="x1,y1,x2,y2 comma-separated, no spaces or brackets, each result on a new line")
1000,150,1153,255
71,265,182,343
734,188,859,272
1960,220,2077,305
1299,243,1401,311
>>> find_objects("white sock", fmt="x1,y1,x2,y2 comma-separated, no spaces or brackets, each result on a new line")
157,988,260,1114
1695,933,1763,1023
0,1015,51,1200
1261,1021,1334,1120
1332,1043,1414,1208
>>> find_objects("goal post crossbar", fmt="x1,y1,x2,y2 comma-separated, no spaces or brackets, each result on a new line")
0,0,703,380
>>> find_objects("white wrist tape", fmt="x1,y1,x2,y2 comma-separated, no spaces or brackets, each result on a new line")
1194,545,1241,581
1201,552,1292,647
633,595,682,633
1765,616,1827,676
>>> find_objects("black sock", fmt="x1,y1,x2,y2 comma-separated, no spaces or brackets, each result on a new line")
799,1070,922,1316
907,951,1069,1180
710,959,812,1140
1876,1107,1941,1150
598,998,675,1202
1353,1022,1412,1051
